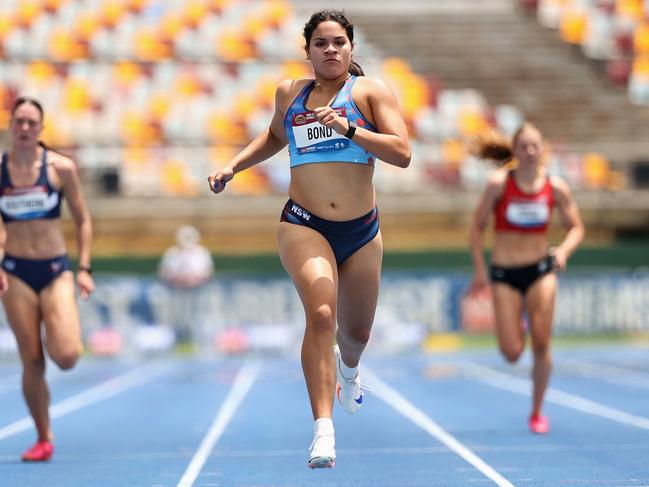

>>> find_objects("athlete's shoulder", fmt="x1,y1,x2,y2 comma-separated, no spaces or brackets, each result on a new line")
276,78,311,98
354,76,391,95
548,174,572,200
486,168,510,187
47,150,78,176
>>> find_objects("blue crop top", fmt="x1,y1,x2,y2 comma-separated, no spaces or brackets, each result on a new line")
0,150,62,223
284,75,377,167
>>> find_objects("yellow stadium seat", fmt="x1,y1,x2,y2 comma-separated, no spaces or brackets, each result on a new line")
633,21,649,55
206,110,248,144
113,62,142,88
159,12,184,42
134,26,172,61
281,60,311,80
616,0,644,18
174,72,202,98
43,0,66,15
582,152,611,189
264,0,292,30
256,75,279,109
75,12,100,43
0,12,15,41
26,61,57,86
183,0,208,30
217,28,257,61
559,9,587,44
100,0,125,29
63,78,92,114
228,167,271,195
48,28,87,61
148,92,171,122
122,111,160,145
457,108,490,137
233,91,257,120
16,0,41,29
632,55,649,77
161,159,198,196
0,109,9,131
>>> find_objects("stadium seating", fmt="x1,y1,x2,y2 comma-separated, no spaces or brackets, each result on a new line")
0,0,615,196
524,0,649,106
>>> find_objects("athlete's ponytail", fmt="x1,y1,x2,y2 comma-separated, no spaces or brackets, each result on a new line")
471,122,543,166
349,59,364,77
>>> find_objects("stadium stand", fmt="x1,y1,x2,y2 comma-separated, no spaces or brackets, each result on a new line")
0,0,648,254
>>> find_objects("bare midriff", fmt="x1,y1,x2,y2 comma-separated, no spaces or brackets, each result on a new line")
288,162,375,221
3,220,67,258
492,232,549,267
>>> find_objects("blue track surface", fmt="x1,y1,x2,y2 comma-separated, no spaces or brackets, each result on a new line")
1,345,648,486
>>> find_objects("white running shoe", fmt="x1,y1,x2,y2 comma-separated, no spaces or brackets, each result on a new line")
334,344,368,414
307,432,336,468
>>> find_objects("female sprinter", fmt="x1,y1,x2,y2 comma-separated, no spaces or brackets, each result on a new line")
0,97,95,461
208,10,410,468
467,123,584,434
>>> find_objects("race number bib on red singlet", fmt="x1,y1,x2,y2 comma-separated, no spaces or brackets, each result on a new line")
505,200,549,227
292,108,349,154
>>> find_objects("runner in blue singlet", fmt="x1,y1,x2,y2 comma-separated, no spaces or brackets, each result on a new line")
208,10,411,469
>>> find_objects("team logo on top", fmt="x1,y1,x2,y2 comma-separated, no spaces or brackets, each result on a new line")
294,114,306,125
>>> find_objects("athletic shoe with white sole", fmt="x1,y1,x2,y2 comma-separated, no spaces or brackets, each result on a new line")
307,431,336,468
334,344,369,414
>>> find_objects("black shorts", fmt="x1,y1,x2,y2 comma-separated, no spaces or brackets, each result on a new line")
490,255,557,295
2,253,71,293
280,199,379,265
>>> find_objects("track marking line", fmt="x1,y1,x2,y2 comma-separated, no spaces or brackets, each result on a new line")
364,367,516,487
176,360,260,487
463,362,649,430
0,362,168,441
561,359,649,390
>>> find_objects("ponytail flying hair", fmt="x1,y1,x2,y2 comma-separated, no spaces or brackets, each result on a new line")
472,122,542,166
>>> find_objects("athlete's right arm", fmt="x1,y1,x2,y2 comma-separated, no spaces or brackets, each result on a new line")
208,79,294,194
467,171,505,296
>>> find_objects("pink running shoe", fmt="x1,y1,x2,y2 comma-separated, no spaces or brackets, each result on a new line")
529,414,550,434
21,440,54,462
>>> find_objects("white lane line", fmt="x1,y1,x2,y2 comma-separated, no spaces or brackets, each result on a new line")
463,362,649,430
561,359,649,390
176,361,260,487
0,362,168,441
364,367,516,487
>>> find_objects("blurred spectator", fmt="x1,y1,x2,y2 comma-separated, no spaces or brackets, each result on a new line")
158,225,213,341
158,225,213,289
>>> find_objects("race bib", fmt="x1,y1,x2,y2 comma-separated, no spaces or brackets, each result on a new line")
292,108,349,154
0,187,58,219
505,201,549,227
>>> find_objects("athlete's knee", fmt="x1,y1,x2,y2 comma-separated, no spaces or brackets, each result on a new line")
307,305,336,335
531,339,551,358
22,353,46,375
500,344,524,363
51,344,82,370
338,326,371,346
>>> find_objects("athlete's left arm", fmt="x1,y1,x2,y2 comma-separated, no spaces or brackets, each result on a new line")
551,176,585,270
315,77,411,167
56,155,95,299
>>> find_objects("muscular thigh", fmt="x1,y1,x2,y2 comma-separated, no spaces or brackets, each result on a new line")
337,232,383,330
525,272,557,347
278,222,338,310
2,276,43,360
492,282,525,346
40,272,82,354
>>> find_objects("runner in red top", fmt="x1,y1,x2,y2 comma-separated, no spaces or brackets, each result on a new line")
468,123,584,434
